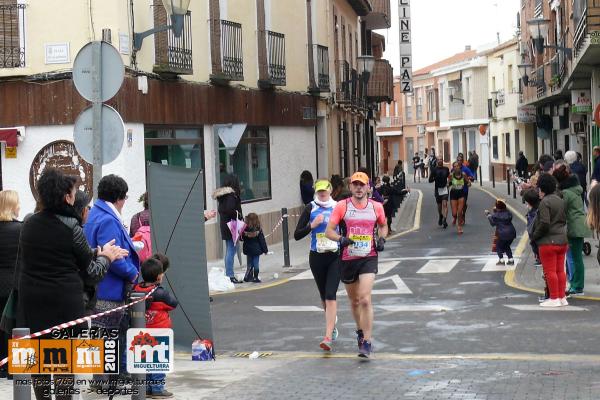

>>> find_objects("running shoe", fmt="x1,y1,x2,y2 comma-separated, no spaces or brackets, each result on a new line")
358,340,372,358
332,316,339,341
560,297,569,306
507,259,515,266
320,337,333,351
566,289,584,298
442,218,448,229
496,259,505,266
356,329,364,348
538,295,548,303
539,299,561,307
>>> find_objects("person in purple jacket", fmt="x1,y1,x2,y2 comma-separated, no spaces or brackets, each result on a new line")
485,199,517,266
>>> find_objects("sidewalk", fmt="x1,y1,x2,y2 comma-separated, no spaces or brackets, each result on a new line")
208,190,421,295
473,180,600,300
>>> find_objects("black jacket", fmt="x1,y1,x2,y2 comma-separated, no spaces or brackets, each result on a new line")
18,206,91,333
570,161,587,190
516,156,529,177
0,220,21,298
213,186,243,241
488,209,517,241
242,227,268,256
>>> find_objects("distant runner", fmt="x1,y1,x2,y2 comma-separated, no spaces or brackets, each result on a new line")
325,172,388,358
429,159,450,228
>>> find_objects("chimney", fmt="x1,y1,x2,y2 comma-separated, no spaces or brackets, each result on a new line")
465,45,471,51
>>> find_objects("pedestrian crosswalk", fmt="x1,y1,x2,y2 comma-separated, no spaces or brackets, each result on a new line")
416,259,459,274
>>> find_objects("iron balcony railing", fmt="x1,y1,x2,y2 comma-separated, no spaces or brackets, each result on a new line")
379,116,403,127
315,45,330,90
350,68,360,107
574,1,588,57
154,10,193,75
335,60,351,103
266,30,286,86
534,0,543,17
220,19,243,80
0,3,25,68
535,65,546,98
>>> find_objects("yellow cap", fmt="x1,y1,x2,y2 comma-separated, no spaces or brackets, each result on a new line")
314,179,332,192
350,172,369,185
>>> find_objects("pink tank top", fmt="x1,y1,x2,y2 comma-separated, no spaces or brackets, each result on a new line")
341,198,378,261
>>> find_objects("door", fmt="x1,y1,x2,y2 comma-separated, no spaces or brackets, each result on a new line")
406,138,415,174
382,139,389,174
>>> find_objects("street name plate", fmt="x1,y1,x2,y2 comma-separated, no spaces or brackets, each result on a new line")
73,104,124,164
73,41,125,102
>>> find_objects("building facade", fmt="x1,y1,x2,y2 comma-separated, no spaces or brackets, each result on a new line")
0,0,393,260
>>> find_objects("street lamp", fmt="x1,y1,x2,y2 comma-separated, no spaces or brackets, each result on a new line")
527,18,572,58
517,63,534,86
357,55,375,80
133,0,191,51
448,86,464,103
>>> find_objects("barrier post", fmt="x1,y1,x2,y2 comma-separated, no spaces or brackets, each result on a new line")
130,292,146,400
12,327,31,400
507,168,511,196
513,181,517,199
479,166,483,186
492,166,496,188
282,208,291,268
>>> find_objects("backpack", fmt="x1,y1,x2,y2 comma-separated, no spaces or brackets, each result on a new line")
134,217,152,262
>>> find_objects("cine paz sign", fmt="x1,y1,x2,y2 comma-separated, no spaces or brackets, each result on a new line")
399,0,413,93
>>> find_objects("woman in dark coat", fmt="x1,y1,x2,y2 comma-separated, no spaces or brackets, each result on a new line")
300,170,315,205
18,169,122,399
212,174,244,283
0,190,22,376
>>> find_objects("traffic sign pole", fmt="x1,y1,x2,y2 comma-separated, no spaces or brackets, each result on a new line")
92,41,103,200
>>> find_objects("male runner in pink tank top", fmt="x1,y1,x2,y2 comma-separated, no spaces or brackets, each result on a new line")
325,171,388,358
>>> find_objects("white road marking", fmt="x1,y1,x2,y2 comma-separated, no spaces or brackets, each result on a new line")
289,269,314,280
380,255,491,262
417,259,459,274
255,306,323,312
481,258,520,272
504,305,588,312
338,274,413,295
378,305,452,312
378,260,400,275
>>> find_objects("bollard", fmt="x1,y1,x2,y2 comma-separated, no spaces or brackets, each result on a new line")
492,166,496,188
130,292,146,400
281,208,291,268
479,166,483,186
12,327,31,400
507,169,511,196
513,181,517,199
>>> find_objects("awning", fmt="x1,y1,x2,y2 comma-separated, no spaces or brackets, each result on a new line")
0,129,18,147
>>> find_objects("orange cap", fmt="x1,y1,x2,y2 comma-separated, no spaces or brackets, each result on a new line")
350,172,369,185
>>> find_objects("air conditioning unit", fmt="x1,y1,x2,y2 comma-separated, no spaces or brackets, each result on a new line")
417,125,426,135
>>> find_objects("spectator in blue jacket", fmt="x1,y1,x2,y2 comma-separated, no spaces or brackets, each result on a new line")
84,174,139,381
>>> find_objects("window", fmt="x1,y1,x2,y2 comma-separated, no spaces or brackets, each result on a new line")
439,83,445,108
493,136,499,159
465,77,471,105
515,129,520,155
219,127,271,203
505,132,511,157
507,64,513,92
394,101,398,116
385,103,390,116
392,142,399,160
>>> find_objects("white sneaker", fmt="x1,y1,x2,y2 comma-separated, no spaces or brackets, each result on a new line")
539,299,562,307
560,297,569,306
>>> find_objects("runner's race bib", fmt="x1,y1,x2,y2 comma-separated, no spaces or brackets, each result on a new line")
437,186,448,196
348,234,373,257
316,233,338,253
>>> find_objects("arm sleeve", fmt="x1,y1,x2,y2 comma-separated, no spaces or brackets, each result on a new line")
153,287,179,310
72,223,95,275
129,213,140,237
259,231,268,253
96,219,139,281
487,215,497,226
294,204,312,241
532,201,550,241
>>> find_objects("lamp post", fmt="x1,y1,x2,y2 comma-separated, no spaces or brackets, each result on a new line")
357,54,375,175
527,18,572,58
133,0,191,51
518,63,534,86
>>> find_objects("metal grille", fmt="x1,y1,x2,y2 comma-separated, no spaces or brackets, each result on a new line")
534,0,542,17
535,65,546,98
350,68,359,107
0,3,25,68
316,45,329,90
154,9,193,75
335,60,350,103
221,20,243,80
266,30,285,85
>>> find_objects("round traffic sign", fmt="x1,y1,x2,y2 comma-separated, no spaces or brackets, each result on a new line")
73,104,124,165
73,41,125,102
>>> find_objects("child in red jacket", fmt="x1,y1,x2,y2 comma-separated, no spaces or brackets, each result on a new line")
133,254,178,398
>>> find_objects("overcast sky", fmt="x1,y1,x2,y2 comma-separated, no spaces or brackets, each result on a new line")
376,0,521,72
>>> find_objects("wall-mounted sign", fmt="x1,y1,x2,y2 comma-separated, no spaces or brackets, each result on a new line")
119,33,130,55
44,43,70,64
399,0,413,93
571,90,592,114
29,140,93,201
5,147,16,159
517,105,537,123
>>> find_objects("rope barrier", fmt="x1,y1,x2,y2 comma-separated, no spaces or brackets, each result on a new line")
263,213,300,239
0,286,158,368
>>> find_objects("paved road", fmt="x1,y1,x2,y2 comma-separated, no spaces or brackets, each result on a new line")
211,184,600,356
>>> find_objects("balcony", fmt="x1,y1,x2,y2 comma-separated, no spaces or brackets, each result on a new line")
0,3,25,68
534,65,546,98
366,59,393,103
345,0,371,16
259,30,286,88
362,0,391,30
210,19,243,82
574,0,600,58
379,116,403,127
335,60,351,104
449,101,464,120
310,45,330,92
153,9,193,75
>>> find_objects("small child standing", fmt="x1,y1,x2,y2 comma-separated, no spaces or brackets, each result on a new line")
241,213,268,283
485,199,517,266
133,254,178,399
